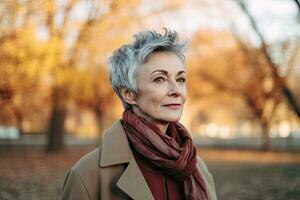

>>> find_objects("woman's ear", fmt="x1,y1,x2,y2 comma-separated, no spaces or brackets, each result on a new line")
119,87,137,105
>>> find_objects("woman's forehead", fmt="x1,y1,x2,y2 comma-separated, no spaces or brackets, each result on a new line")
139,52,185,74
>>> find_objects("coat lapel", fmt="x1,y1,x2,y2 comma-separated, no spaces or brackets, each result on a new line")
116,157,154,200
100,120,154,200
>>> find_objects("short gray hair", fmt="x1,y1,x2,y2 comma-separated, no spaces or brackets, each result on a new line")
108,28,188,110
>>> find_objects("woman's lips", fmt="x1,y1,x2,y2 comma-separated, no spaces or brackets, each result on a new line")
163,104,181,109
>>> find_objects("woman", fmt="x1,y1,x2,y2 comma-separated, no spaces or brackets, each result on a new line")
61,28,217,200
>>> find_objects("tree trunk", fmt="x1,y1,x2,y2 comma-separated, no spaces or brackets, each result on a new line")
96,110,105,145
46,88,66,152
10,103,23,136
15,113,23,136
261,122,270,151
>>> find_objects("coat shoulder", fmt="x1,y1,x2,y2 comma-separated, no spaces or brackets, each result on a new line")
196,155,218,200
61,146,102,200
196,156,209,172
73,146,102,173
73,146,103,192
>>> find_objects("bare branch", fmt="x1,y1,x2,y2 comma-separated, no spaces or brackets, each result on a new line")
57,0,78,38
45,0,56,37
67,0,118,66
235,0,300,118
286,40,300,76
294,0,300,13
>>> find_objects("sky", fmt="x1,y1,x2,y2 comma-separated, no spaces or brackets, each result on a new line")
35,0,300,68
36,0,300,48
142,0,300,46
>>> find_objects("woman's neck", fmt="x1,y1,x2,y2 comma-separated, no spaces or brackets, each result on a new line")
132,107,169,135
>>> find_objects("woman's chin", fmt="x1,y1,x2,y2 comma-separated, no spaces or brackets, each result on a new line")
160,110,183,122
158,115,181,123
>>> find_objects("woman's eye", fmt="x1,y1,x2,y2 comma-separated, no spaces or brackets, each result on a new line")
154,77,165,83
177,78,185,83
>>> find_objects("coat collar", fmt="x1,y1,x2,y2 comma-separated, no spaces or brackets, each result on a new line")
100,120,131,167
99,120,154,200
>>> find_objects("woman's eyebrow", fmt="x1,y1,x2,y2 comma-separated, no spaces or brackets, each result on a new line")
177,71,186,75
151,70,186,75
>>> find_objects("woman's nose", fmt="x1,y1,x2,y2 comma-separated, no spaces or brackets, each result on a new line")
167,81,181,96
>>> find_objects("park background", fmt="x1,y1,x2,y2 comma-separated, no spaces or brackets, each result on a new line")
0,0,300,199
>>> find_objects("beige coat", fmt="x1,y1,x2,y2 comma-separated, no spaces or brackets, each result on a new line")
61,120,217,200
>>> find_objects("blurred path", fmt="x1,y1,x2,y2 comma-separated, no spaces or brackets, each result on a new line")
0,146,299,200
197,148,300,164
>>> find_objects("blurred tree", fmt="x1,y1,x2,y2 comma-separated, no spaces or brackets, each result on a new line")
0,1,48,135
187,0,300,150
69,67,119,143
233,0,300,149
236,0,300,119
188,30,284,150
40,0,140,152
0,0,140,151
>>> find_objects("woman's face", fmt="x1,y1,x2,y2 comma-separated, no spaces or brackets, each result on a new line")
132,51,187,123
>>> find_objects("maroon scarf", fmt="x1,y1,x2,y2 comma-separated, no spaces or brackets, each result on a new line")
121,109,208,200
